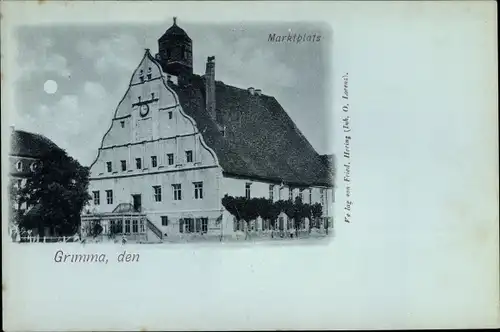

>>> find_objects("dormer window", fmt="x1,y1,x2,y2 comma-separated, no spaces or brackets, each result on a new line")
30,162,39,172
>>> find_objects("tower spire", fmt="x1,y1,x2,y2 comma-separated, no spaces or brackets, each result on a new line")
173,17,177,25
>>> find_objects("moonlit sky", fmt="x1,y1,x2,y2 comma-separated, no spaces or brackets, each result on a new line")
13,21,332,166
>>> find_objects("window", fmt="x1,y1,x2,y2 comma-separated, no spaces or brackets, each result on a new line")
245,183,251,199
167,153,174,165
93,191,100,205
196,218,201,232
183,218,194,233
299,189,304,201
151,156,157,168
106,162,112,173
289,188,293,201
179,219,184,233
161,216,169,226
16,161,23,171
121,160,127,171
140,76,144,82
269,185,274,200
125,219,131,234
153,185,162,202
201,218,208,233
120,121,125,128
147,74,152,80
193,182,203,199
309,189,312,203
30,162,39,172
151,92,155,99
186,150,193,163
168,111,173,119
136,158,142,169
106,190,113,204
138,96,142,102
140,220,145,233
320,189,325,206
172,184,182,200
17,179,22,189
132,220,138,233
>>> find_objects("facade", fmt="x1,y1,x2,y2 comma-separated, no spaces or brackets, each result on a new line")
83,18,334,241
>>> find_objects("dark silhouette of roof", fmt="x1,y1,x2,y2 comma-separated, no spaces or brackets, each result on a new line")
10,129,64,158
168,73,333,187
159,17,191,41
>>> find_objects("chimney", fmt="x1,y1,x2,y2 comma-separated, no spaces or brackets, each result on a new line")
255,89,262,96
248,87,255,95
205,56,216,121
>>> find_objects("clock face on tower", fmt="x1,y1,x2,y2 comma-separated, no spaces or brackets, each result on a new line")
139,104,150,118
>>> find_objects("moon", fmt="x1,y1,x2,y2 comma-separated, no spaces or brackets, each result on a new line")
44,80,58,94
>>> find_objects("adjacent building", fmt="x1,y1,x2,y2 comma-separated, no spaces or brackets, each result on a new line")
83,18,334,242
9,128,60,237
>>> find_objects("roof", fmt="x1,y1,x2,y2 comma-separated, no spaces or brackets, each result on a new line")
10,129,63,158
169,74,334,187
159,19,191,41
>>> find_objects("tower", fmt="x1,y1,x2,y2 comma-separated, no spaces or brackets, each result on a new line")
156,17,193,81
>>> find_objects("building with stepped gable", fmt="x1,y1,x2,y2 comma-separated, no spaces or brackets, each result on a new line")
82,18,334,242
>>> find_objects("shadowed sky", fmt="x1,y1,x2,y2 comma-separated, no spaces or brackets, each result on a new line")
13,20,333,166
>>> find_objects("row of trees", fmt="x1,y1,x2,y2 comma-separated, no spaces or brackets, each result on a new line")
9,146,91,238
221,195,328,237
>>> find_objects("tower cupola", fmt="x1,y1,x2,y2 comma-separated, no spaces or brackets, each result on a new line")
156,17,193,80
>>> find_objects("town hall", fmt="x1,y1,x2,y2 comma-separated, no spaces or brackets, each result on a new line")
81,18,334,242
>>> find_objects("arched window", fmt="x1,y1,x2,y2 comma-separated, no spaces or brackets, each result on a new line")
181,45,186,59
16,161,23,171
30,162,39,172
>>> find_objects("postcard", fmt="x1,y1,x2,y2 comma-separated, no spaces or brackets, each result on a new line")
2,1,498,331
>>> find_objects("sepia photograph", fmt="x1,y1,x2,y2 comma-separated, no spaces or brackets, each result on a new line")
8,18,335,245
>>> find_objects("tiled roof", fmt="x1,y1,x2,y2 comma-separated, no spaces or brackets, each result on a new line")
169,75,333,187
10,130,63,158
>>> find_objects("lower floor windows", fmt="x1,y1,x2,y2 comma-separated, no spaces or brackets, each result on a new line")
179,217,208,233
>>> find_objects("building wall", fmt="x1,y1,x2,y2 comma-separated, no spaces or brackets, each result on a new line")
88,51,224,237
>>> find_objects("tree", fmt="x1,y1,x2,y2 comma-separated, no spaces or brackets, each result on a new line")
90,221,103,238
222,195,261,240
17,146,91,237
311,203,324,233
